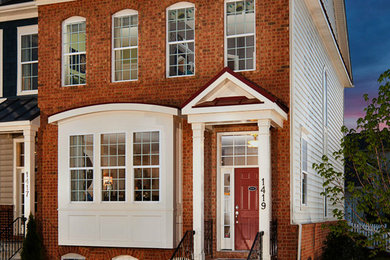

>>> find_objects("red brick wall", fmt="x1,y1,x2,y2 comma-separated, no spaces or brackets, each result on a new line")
37,0,291,259
301,222,333,260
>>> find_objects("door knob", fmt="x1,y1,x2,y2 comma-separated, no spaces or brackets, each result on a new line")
235,211,239,216
235,205,239,210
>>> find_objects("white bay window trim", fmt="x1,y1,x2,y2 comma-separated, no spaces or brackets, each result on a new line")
62,16,86,87
112,9,138,82
166,2,195,78
17,25,38,95
61,253,85,260
51,104,178,248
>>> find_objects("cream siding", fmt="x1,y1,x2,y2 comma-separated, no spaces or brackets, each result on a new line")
0,134,14,205
291,0,344,223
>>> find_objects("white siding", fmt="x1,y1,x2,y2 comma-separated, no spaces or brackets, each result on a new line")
0,134,14,205
291,0,344,223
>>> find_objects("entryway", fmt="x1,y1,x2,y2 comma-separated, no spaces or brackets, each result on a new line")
218,133,259,251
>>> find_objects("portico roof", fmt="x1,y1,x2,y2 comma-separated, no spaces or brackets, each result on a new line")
181,67,288,128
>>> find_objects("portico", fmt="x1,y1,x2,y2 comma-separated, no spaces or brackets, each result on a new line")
182,68,288,260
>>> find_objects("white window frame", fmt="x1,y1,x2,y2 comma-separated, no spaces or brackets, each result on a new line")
100,132,127,202
17,25,38,96
61,253,85,260
322,67,329,217
112,9,138,82
224,0,256,72
69,134,94,203
166,2,195,78
0,29,3,98
300,133,308,207
62,16,86,87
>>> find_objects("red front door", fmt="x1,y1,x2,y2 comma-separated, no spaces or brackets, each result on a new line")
234,168,259,250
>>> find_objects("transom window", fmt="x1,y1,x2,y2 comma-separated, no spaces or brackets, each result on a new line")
167,4,195,77
112,10,138,81
18,25,38,94
101,133,126,201
133,131,160,201
70,135,93,202
63,17,86,86
225,0,255,71
221,134,258,166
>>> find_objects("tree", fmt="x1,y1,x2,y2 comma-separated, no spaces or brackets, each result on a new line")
21,214,44,260
313,69,390,252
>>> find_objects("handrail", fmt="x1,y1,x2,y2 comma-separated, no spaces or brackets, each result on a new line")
170,230,195,260
0,216,26,260
247,231,264,260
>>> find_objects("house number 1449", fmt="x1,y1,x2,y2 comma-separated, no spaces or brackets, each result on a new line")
261,178,266,210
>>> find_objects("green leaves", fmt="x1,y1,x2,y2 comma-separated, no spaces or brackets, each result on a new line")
314,69,390,253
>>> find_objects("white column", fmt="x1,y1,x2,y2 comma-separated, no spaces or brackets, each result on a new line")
258,119,272,260
23,128,36,219
192,122,205,260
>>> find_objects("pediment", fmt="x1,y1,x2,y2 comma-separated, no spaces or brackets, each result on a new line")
181,67,288,128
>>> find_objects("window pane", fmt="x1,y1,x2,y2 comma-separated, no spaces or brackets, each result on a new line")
134,131,160,202
113,14,138,81
226,0,255,71
63,21,86,85
168,7,195,77
220,134,258,166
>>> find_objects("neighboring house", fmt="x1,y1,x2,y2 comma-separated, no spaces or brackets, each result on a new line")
31,0,352,259
0,0,38,237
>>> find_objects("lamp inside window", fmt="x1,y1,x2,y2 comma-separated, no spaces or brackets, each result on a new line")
103,176,113,191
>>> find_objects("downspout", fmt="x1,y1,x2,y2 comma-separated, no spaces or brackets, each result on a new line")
297,223,302,260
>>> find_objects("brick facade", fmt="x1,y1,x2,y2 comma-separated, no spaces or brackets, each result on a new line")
36,0,330,259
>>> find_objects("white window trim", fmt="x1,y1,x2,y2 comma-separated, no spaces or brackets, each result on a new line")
61,253,85,260
112,9,139,83
300,132,308,208
100,132,127,203
224,0,256,72
166,2,195,78
0,29,3,98
69,133,94,203
17,25,38,96
62,16,86,87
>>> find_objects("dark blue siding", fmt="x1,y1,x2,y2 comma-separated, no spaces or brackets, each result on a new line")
1,18,37,98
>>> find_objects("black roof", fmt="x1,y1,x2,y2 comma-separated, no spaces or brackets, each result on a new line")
0,96,39,122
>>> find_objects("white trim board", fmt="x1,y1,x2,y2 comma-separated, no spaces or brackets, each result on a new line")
48,103,180,124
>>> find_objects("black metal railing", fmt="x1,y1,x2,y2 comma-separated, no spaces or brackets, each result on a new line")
204,220,213,258
247,231,264,260
271,220,278,260
0,217,26,260
170,230,195,260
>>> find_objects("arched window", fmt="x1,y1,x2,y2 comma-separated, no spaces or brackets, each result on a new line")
166,2,195,77
61,253,85,260
112,9,138,82
225,0,255,71
62,16,86,86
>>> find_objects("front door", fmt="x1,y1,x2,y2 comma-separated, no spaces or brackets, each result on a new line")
234,168,259,250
